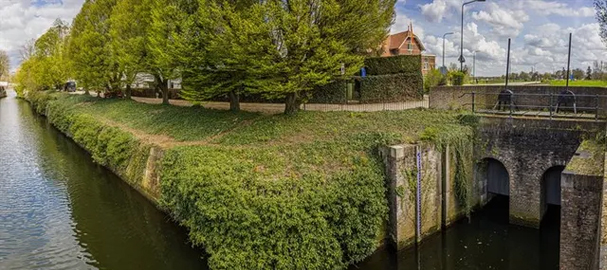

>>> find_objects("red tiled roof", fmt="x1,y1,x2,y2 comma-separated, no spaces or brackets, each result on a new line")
384,31,426,51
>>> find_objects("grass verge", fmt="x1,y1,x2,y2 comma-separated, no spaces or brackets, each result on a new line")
549,80,607,87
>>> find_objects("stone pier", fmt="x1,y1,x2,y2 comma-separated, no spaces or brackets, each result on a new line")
382,143,473,249
560,141,605,270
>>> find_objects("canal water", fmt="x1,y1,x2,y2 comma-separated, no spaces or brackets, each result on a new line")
352,196,560,270
0,91,560,269
0,92,207,269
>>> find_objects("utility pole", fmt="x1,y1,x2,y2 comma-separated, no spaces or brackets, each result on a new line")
505,38,511,89
566,33,572,90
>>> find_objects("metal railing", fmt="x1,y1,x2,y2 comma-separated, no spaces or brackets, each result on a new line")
460,92,607,121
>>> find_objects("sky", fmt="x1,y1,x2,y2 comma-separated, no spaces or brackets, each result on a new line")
394,0,605,76
0,0,604,76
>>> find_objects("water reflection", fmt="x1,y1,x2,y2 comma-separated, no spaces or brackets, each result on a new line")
351,196,560,270
0,92,207,270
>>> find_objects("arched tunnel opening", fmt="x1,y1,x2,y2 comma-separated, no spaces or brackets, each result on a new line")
477,158,510,221
485,158,509,197
541,166,564,229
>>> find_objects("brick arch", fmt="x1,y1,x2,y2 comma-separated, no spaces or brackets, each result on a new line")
540,165,566,209
477,157,510,197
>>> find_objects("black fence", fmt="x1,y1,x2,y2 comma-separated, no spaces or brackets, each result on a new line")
302,80,428,112
460,91,607,121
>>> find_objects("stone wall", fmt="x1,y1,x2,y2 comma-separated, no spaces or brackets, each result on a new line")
475,116,601,228
560,141,605,270
430,85,607,115
382,143,474,249
600,153,607,270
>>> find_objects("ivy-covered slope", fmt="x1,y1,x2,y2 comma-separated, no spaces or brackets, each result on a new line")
27,91,474,270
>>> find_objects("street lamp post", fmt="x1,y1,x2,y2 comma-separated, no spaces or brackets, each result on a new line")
442,32,454,69
460,0,486,71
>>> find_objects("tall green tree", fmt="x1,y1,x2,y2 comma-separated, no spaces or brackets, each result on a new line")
179,0,272,111
0,50,9,81
258,0,396,114
181,0,395,114
33,19,70,90
68,0,120,94
147,0,185,105
109,0,150,99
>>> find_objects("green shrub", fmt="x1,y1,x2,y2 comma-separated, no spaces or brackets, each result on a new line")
424,69,446,93
160,143,388,270
449,71,466,86
27,91,150,188
359,73,423,103
309,80,348,104
364,55,421,75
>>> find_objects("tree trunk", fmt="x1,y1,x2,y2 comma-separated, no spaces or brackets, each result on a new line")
161,82,169,105
125,84,132,99
154,73,170,105
229,90,240,112
284,92,301,115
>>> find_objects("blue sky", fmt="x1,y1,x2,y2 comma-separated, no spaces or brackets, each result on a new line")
0,0,604,76
393,0,604,76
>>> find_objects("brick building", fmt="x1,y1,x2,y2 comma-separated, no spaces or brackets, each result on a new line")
380,23,436,75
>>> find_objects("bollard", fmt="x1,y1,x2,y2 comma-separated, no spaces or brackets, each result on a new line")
550,92,553,120
595,95,599,121
472,92,476,113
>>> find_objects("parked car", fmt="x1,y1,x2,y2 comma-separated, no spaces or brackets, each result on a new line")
64,81,76,92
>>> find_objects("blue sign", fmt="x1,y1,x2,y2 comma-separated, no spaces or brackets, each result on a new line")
361,67,367,78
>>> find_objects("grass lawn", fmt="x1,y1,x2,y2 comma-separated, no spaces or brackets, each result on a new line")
548,80,607,87
54,93,471,145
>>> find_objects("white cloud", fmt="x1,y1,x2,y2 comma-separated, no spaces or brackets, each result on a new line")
420,0,448,23
392,8,425,38
472,3,529,38
419,0,461,23
523,0,595,17
0,0,84,70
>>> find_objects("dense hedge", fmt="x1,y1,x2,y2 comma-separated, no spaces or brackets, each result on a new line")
359,73,423,103
308,80,348,104
364,55,421,75
28,91,152,190
160,142,389,270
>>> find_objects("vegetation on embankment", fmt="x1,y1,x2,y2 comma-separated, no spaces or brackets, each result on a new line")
27,91,475,270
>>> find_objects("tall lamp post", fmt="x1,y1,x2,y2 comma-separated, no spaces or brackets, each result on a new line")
460,0,486,71
442,32,454,70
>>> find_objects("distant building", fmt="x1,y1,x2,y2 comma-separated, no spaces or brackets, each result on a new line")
130,73,181,89
379,23,436,75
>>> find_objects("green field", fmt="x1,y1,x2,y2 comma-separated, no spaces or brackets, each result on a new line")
548,80,607,87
